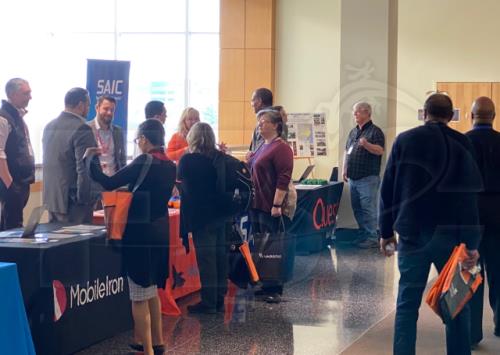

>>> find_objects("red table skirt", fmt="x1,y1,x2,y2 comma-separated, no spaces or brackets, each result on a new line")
93,209,201,316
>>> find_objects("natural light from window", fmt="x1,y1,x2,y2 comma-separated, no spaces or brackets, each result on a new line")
0,0,220,163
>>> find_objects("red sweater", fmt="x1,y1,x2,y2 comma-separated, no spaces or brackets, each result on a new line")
251,139,293,213
166,132,188,162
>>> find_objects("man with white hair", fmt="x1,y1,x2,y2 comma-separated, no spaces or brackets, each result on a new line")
343,102,385,248
0,78,35,230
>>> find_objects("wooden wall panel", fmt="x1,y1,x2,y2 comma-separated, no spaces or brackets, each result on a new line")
219,101,245,145
244,49,274,101
244,104,257,133
245,0,275,49
219,49,245,101
219,0,276,146
491,83,500,131
220,0,245,49
437,82,491,133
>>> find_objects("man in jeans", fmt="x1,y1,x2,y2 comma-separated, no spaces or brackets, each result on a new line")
379,93,481,355
343,102,385,248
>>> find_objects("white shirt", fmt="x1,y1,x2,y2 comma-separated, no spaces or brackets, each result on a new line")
94,119,117,176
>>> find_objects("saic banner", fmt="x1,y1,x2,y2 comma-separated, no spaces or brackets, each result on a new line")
86,59,130,146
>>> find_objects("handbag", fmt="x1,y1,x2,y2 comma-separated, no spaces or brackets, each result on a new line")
252,218,294,282
425,243,482,323
228,216,259,288
101,154,153,240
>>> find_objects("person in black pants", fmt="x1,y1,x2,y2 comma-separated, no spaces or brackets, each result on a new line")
466,96,500,346
0,78,35,231
85,119,176,355
178,122,228,314
379,93,481,355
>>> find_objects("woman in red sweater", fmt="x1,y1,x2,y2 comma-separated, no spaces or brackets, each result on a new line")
248,110,294,303
166,107,200,162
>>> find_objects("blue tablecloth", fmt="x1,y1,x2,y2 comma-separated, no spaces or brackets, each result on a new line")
0,262,35,355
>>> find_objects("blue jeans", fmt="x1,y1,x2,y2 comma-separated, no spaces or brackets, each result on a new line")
394,240,471,355
349,175,380,240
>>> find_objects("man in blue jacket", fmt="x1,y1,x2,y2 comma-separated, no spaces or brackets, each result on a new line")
465,96,500,346
379,93,481,355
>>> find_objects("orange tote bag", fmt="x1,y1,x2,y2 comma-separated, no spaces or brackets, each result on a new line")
426,243,482,322
101,154,152,240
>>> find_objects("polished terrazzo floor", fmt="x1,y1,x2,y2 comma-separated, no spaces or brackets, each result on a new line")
77,231,403,354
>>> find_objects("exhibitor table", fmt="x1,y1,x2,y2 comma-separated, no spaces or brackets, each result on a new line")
0,262,36,355
288,181,344,253
0,226,132,355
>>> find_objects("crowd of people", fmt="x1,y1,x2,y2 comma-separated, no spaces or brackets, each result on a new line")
0,77,498,355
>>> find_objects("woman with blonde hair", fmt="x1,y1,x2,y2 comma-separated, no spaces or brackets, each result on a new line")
166,107,200,162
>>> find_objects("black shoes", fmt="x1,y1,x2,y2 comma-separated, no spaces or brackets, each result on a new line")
263,293,281,304
129,343,165,354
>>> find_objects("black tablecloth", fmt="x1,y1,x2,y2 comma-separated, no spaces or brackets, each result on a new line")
288,182,344,252
0,224,133,355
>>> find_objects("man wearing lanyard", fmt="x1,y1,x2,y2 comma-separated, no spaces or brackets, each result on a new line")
466,96,500,347
343,102,385,248
87,96,126,208
87,96,126,176
0,78,35,230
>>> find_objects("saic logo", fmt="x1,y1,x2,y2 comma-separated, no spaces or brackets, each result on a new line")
52,276,124,322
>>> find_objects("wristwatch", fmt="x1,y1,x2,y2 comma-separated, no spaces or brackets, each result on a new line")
273,204,282,208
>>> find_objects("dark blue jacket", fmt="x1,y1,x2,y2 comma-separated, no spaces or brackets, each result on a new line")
379,122,482,250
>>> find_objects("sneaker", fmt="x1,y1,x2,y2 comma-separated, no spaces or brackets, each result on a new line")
356,239,379,249
187,302,216,314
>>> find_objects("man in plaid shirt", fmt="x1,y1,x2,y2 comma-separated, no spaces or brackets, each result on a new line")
343,102,385,248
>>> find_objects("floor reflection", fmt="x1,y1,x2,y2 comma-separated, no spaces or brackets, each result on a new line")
77,241,399,354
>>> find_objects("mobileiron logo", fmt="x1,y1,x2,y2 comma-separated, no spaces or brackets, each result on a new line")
53,280,67,322
52,276,125,322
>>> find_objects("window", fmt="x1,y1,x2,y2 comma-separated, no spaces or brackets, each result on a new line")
0,0,220,162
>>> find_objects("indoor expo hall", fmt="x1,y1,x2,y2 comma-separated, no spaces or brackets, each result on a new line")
1,0,500,355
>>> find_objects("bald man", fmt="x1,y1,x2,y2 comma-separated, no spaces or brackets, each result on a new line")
466,96,500,346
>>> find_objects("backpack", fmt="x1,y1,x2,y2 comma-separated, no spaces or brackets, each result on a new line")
212,152,254,217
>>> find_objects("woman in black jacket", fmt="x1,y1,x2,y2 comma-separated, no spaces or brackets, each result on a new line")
178,122,228,314
84,119,176,355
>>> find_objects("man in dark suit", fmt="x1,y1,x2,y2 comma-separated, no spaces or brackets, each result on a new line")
379,93,481,355
466,96,500,346
42,88,97,223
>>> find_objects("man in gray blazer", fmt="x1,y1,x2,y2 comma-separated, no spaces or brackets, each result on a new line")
87,96,126,207
42,87,97,223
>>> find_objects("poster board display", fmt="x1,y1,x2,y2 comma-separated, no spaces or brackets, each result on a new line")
287,113,327,157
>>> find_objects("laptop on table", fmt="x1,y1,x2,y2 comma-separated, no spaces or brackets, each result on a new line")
293,165,315,184
0,206,45,238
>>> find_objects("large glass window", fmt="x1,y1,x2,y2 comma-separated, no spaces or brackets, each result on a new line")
0,0,219,163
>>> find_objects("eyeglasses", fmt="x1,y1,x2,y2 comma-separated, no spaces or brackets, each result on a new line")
133,136,142,144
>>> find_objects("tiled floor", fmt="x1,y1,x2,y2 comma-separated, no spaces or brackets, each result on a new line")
76,234,401,354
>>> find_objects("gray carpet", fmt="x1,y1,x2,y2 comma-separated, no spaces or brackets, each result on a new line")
341,297,499,354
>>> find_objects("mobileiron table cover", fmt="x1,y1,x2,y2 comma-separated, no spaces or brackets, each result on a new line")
0,262,36,355
0,226,132,355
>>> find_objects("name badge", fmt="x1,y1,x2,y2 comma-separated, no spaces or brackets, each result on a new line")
347,145,354,155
